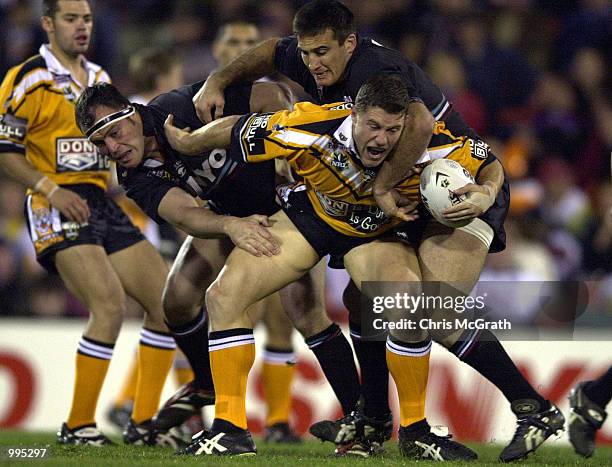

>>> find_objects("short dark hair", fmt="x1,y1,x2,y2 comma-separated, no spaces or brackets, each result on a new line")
293,0,355,43
43,0,89,18
354,74,409,115
75,83,130,134
129,48,179,94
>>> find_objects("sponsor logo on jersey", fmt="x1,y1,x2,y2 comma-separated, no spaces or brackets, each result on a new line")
362,169,376,184
470,139,490,160
243,113,272,156
315,191,389,233
56,138,110,172
329,102,353,111
330,150,349,170
0,114,27,142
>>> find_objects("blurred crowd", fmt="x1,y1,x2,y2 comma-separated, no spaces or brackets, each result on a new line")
0,0,610,319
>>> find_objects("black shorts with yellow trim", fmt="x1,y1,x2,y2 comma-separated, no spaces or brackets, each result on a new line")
24,184,145,273
279,186,378,269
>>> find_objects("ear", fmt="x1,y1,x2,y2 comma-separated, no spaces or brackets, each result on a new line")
343,33,357,54
41,16,54,35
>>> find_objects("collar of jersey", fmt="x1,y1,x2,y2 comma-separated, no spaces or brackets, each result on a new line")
333,115,357,155
39,44,100,82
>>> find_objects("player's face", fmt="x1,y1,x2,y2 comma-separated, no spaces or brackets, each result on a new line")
297,29,356,87
89,106,145,168
213,24,260,66
43,0,93,57
352,107,405,167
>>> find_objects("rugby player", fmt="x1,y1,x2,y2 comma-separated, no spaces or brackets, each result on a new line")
74,79,363,445
191,1,565,461
0,0,175,446
213,21,307,442
160,73,483,459
568,366,612,457
106,46,194,433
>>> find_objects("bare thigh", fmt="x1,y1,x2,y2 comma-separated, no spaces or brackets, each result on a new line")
206,210,320,331
108,239,169,331
344,239,423,341
417,225,489,344
55,244,126,342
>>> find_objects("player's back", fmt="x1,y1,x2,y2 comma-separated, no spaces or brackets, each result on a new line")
128,81,278,218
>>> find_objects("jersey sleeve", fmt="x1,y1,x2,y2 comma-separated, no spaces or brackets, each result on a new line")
120,167,176,224
228,102,351,164
274,36,312,87
0,64,46,155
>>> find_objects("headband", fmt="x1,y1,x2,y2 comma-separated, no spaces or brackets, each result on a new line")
85,105,135,139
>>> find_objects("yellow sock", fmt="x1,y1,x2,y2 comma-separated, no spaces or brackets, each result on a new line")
131,329,175,424
114,353,138,407
209,330,256,429
66,337,113,428
386,338,431,427
262,348,296,426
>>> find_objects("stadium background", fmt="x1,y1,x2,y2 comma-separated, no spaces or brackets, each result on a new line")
0,0,610,449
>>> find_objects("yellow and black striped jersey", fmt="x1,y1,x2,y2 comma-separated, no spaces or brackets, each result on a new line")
230,101,494,237
0,45,111,190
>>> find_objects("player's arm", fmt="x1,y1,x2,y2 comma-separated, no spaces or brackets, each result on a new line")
373,100,434,221
0,152,91,224
443,158,504,223
157,187,279,257
0,68,90,223
163,114,240,155
194,38,280,122
250,81,293,113
250,81,295,181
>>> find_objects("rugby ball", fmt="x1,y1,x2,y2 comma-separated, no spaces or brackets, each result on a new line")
420,158,475,228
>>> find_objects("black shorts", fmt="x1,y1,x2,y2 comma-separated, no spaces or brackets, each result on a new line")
280,186,376,269
24,184,145,273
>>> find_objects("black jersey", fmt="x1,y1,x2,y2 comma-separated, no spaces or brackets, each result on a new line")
275,35,477,140
117,81,278,223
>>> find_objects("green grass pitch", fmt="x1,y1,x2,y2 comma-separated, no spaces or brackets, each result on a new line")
0,431,611,466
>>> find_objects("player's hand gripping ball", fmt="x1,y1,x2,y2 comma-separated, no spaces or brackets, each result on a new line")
420,158,475,228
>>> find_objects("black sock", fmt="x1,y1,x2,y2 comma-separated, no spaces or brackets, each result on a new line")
349,321,390,418
584,365,612,408
448,329,548,415
305,323,361,415
166,307,213,391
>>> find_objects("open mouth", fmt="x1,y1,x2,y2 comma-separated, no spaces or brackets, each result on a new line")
366,146,386,159
75,34,88,44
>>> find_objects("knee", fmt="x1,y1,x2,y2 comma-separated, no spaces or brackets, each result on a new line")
87,297,126,337
162,285,199,324
205,280,242,329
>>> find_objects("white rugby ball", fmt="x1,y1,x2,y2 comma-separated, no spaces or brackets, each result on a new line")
420,158,475,228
